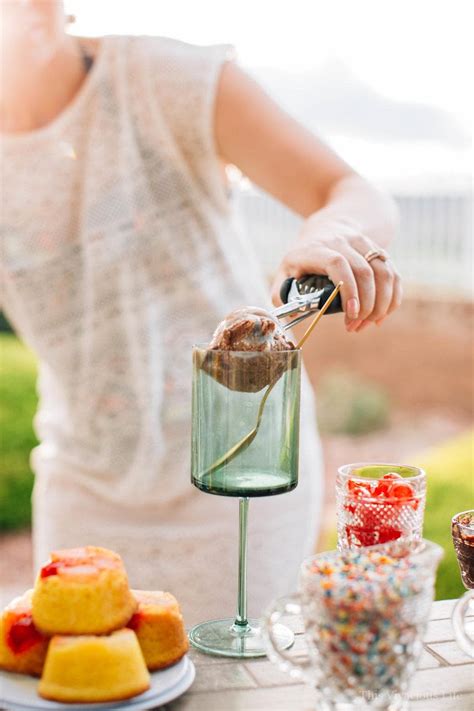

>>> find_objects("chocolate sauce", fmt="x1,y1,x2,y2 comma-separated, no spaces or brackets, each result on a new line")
452,511,474,589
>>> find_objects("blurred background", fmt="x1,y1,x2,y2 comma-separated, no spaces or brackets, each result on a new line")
1,0,472,601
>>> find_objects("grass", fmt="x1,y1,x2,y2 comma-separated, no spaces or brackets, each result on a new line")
317,370,390,435
0,334,38,531
0,334,472,600
415,431,473,600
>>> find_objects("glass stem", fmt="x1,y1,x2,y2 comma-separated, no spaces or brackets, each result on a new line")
235,497,249,627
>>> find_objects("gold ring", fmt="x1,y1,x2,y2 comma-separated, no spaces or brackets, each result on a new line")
364,248,387,263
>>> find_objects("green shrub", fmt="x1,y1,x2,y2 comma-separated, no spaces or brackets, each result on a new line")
317,369,390,435
415,431,474,600
0,334,38,530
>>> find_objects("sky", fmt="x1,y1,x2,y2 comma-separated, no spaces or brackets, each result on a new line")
67,0,472,185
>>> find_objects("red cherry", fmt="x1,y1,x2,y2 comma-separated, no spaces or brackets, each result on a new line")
127,612,143,631
390,483,414,500
7,615,44,654
40,562,61,578
377,527,402,543
381,472,403,481
347,479,375,498
347,479,363,493
374,480,392,497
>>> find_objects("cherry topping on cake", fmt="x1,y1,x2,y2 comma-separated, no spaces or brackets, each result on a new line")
40,562,61,578
6,614,44,654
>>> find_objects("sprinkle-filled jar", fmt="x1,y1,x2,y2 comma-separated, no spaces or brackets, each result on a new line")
299,539,442,708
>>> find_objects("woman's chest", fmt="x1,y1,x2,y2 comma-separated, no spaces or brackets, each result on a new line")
1,127,237,358
1,126,199,275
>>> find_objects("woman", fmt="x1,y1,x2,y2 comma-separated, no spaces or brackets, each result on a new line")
0,2,400,624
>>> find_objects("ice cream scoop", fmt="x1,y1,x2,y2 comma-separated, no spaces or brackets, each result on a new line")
203,277,342,393
197,280,342,477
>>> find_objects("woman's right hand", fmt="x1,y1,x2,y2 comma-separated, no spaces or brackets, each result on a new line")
272,215,403,332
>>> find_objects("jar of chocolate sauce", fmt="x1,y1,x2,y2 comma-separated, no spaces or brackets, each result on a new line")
452,510,474,589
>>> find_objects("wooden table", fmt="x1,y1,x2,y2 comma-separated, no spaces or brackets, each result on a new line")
165,599,473,710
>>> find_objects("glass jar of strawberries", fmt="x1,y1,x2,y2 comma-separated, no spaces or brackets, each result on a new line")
336,464,426,549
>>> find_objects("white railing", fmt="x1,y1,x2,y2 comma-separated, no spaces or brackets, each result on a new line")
237,187,473,297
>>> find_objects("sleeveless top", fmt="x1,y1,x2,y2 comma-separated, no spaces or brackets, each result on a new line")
1,36,310,507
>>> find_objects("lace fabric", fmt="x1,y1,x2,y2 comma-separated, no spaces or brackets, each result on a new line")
1,36,323,620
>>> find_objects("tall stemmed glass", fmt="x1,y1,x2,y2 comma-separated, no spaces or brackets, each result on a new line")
451,511,474,658
189,345,301,658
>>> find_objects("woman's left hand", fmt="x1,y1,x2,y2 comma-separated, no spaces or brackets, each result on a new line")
271,215,402,332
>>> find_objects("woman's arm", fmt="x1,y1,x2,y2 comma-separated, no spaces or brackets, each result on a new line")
215,63,401,331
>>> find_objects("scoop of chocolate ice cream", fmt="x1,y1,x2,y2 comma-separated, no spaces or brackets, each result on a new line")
208,307,295,353
202,307,297,393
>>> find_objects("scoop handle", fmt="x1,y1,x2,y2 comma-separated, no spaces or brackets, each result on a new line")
280,275,343,314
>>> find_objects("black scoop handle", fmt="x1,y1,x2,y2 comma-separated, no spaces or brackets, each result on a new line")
280,275,343,314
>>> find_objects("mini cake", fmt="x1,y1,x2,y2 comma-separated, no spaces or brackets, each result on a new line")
32,546,137,635
0,590,49,676
39,629,150,703
128,590,188,670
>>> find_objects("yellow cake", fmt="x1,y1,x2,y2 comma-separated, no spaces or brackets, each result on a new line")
0,590,49,676
38,628,150,703
32,546,137,635
128,589,188,670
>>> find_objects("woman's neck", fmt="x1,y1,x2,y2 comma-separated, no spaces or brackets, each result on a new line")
0,35,93,134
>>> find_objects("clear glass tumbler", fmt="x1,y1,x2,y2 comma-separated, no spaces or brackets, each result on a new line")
336,463,426,548
263,539,443,711
452,589,474,658
189,345,301,657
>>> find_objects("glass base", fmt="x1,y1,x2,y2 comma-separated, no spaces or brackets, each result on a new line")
315,691,407,711
188,618,294,658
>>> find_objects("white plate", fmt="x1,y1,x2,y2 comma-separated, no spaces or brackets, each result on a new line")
1,655,195,711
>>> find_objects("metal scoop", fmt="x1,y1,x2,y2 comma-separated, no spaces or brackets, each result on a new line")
274,274,343,329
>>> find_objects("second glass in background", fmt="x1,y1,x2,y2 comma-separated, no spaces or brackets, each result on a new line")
336,463,426,548
451,510,474,659
451,510,474,590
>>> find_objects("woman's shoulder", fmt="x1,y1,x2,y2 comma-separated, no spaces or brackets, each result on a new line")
127,34,230,58
111,35,233,82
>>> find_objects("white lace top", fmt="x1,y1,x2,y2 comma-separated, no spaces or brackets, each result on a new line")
1,37,322,619
1,36,276,500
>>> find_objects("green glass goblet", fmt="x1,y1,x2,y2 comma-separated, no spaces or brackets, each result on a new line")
189,345,301,657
